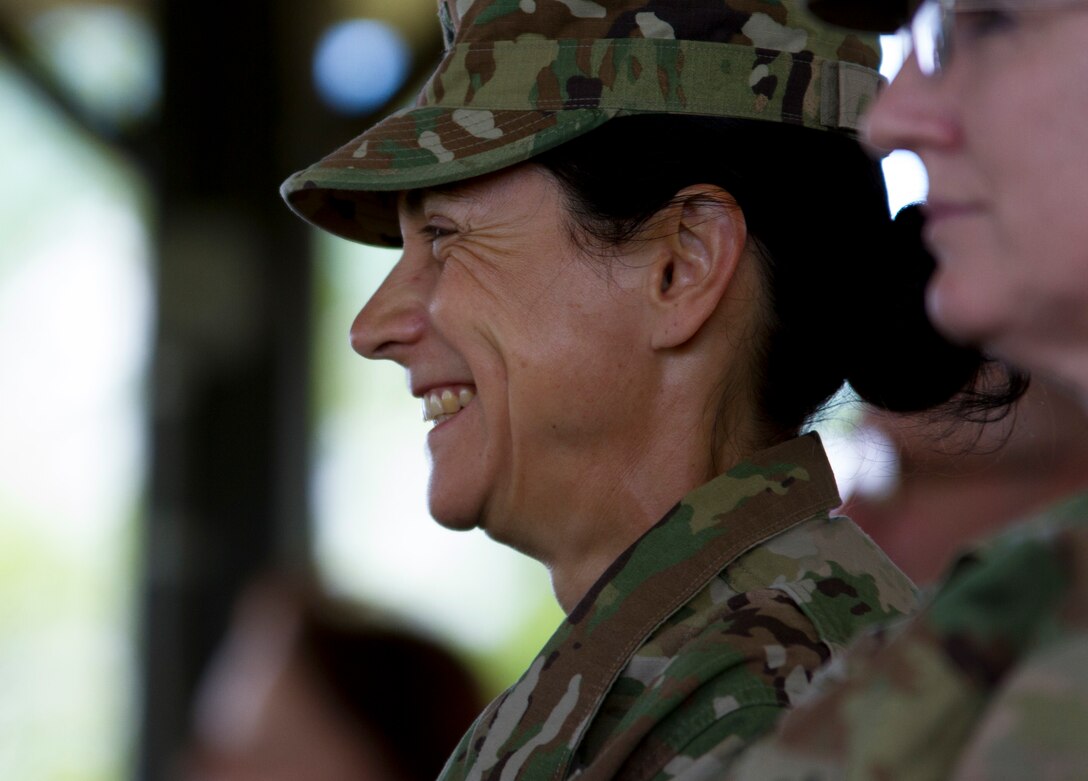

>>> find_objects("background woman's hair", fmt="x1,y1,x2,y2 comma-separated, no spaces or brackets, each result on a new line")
297,597,485,781
535,115,1026,446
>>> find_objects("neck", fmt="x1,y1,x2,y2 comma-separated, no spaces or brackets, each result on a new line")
534,434,714,614
537,419,760,614
852,459,1088,585
488,319,766,613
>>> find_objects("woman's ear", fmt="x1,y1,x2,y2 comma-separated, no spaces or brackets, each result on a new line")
646,185,748,350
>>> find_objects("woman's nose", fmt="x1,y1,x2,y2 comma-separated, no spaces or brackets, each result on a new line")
864,54,960,156
350,253,431,363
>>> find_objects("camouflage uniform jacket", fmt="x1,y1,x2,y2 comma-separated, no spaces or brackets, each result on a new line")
687,492,1088,781
438,433,917,781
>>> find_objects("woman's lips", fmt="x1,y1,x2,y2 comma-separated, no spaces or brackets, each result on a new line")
921,200,985,250
922,199,982,224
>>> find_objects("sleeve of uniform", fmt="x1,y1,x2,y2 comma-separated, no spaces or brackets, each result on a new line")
578,589,832,781
952,522,1088,781
717,618,986,781
951,631,1088,780
671,513,1088,781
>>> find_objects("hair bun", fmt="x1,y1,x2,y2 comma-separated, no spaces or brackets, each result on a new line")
844,203,981,412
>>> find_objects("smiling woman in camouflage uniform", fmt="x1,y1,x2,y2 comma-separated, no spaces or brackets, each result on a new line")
280,2,1019,779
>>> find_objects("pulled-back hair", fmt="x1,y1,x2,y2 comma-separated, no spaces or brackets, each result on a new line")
535,115,1026,445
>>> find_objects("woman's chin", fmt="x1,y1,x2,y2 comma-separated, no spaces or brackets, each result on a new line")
926,272,1006,352
426,488,485,533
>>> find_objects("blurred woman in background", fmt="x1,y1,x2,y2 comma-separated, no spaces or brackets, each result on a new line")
698,2,1088,778
184,577,484,781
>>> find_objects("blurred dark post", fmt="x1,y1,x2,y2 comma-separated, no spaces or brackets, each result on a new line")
137,2,317,778
133,0,443,775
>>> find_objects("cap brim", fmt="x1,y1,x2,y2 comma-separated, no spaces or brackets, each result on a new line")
281,103,614,247
805,0,910,33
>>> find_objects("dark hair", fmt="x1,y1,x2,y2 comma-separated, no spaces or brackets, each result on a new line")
296,598,485,781
535,115,1026,446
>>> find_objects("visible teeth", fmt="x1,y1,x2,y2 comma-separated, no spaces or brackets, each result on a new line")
421,387,476,423
424,395,443,420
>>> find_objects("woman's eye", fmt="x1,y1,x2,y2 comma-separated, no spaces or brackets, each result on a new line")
422,224,456,244
954,10,1016,42
420,223,458,266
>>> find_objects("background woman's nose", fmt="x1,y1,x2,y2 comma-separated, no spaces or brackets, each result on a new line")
350,256,430,362
865,55,960,155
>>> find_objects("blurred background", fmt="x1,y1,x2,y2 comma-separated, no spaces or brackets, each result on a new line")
0,2,925,779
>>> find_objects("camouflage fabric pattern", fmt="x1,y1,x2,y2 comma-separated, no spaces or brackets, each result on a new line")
282,0,883,245
670,492,1088,781
437,434,918,781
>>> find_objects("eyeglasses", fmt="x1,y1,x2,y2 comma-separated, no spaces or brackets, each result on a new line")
903,0,1085,77
904,0,951,77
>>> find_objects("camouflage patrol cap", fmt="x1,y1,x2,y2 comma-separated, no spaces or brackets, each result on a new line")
806,0,910,32
282,0,883,246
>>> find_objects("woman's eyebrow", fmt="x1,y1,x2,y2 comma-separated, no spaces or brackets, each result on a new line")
403,185,473,217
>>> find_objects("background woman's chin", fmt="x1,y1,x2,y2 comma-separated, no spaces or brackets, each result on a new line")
925,272,970,344
925,267,1007,351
